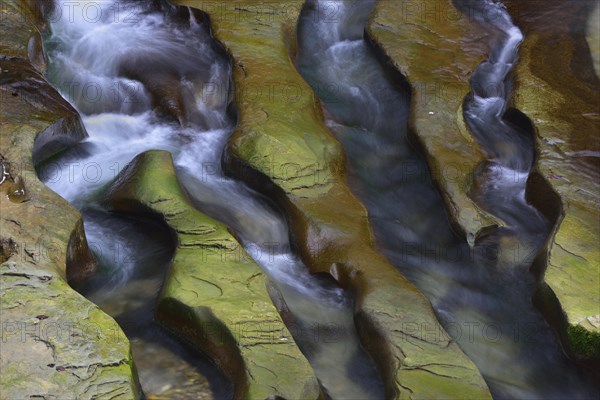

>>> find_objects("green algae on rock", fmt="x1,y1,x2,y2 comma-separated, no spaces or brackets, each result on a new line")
0,263,140,399
174,1,491,398
1,1,140,398
103,150,321,400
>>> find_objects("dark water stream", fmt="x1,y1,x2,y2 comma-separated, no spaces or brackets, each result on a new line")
296,0,598,398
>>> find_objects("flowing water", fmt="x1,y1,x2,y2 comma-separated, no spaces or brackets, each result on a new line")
40,0,383,398
296,0,598,398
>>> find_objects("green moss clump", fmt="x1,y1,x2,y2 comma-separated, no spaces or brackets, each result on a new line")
567,324,600,360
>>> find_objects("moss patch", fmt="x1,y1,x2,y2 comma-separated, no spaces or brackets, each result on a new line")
567,325,600,360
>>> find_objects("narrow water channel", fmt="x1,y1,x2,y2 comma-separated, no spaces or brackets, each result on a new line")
296,0,598,398
38,0,383,398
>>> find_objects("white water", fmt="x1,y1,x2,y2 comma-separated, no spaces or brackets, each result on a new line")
42,0,383,398
463,0,544,228
44,0,341,301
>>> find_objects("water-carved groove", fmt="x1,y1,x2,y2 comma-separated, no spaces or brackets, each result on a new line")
207,1,494,397
457,0,599,391
36,0,385,398
4,0,596,397
1,1,145,395
502,0,600,377
296,0,598,398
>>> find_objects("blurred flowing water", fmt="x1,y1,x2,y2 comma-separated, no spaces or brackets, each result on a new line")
40,0,383,398
296,0,598,398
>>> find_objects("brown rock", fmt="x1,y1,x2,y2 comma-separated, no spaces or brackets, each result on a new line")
1,1,140,398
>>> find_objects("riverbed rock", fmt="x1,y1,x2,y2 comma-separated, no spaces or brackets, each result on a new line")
588,1,600,78
366,0,501,246
1,1,140,398
367,0,599,364
174,1,491,398
103,150,322,400
504,0,600,361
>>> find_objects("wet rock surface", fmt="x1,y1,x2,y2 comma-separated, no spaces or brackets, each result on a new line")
504,0,600,360
2,0,597,397
0,1,139,398
174,1,491,398
367,0,599,381
104,150,321,400
366,0,499,245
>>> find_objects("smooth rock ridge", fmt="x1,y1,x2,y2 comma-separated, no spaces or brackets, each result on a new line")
174,1,492,398
103,149,322,400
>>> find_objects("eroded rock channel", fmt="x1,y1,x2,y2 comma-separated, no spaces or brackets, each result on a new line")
1,0,597,398
37,0,383,398
296,0,598,398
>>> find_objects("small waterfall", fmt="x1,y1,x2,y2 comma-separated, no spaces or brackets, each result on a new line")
460,0,550,280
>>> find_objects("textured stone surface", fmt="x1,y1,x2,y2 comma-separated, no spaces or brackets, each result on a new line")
589,1,600,78
104,150,321,400
175,1,491,398
367,0,599,362
367,0,499,246
0,1,140,399
505,0,600,356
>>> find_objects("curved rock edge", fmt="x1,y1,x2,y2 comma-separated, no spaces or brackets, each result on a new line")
0,0,141,398
171,0,493,398
103,149,322,400
366,0,599,372
505,0,600,370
